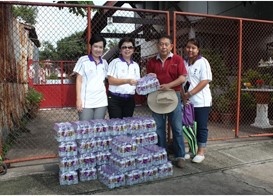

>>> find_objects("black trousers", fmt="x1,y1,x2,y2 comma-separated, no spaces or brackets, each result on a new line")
107,93,135,119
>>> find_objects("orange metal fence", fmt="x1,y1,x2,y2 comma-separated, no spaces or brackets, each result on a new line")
1,2,273,166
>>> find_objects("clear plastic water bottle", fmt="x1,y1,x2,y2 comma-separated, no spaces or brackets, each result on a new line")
97,164,125,189
54,122,76,142
78,153,96,169
59,170,78,185
59,156,79,173
125,169,143,186
144,132,158,146
58,141,77,157
78,167,97,182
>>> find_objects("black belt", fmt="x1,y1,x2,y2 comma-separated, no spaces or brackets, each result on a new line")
109,91,134,98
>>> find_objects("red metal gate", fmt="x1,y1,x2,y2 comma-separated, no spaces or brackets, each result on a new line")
29,60,76,108
29,60,146,108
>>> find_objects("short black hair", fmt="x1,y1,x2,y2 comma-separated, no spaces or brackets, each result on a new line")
89,34,106,48
118,37,135,49
158,34,173,44
186,38,200,48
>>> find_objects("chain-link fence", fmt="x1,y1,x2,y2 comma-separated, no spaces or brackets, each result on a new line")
174,12,273,139
1,2,169,164
1,2,273,165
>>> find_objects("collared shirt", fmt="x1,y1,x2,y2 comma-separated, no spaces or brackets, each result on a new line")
184,56,212,107
73,55,108,108
107,56,140,95
146,52,187,91
88,54,103,65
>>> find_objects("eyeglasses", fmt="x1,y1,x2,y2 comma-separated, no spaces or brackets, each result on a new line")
158,42,171,47
121,46,134,50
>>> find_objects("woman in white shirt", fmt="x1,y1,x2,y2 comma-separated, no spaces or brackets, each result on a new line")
182,38,212,163
107,37,140,119
73,35,108,120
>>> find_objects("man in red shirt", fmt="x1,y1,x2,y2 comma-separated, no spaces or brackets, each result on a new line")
146,34,188,168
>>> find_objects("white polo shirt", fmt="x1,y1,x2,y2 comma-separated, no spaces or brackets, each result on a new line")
73,55,108,108
107,57,140,95
184,56,212,107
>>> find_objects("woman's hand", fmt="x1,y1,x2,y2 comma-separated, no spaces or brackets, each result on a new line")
182,98,190,106
181,90,191,106
184,92,192,100
128,79,138,85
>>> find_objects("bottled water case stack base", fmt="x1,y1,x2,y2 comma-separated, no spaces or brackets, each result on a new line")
53,116,173,187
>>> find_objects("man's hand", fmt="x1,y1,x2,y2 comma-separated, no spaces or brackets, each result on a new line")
159,84,171,91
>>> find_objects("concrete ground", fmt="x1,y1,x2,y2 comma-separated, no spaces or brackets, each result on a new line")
1,137,273,195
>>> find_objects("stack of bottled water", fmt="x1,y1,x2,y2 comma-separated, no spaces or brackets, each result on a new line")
97,164,126,189
54,122,76,142
135,147,153,169
100,135,140,188
59,170,78,186
91,119,109,137
144,144,168,166
78,167,97,182
107,118,128,136
54,119,113,185
54,122,79,185
136,74,160,95
97,116,173,188
72,121,93,140
54,116,173,187
125,116,158,146
111,135,138,157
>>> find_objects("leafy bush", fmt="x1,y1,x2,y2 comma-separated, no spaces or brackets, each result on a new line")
47,73,58,80
215,93,231,113
26,87,43,106
242,69,262,85
202,49,229,90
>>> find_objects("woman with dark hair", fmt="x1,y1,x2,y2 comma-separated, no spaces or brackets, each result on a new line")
182,38,212,163
107,37,140,119
73,34,108,120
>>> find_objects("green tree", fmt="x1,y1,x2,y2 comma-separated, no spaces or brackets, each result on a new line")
39,31,87,61
55,31,86,60
12,5,38,25
105,28,121,51
39,41,58,61
55,1,94,17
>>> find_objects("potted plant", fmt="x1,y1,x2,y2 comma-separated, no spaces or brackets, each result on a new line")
242,69,262,87
262,73,271,88
25,87,44,119
269,79,273,88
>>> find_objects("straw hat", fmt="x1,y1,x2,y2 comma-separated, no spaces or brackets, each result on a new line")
147,90,178,114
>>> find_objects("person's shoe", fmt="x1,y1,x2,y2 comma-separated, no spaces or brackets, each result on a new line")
192,154,205,163
184,153,191,160
176,158,186,168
